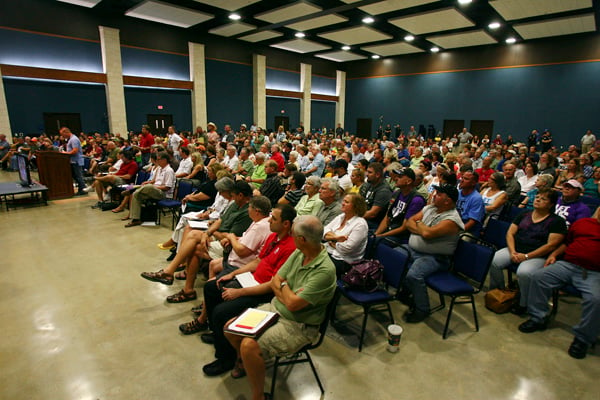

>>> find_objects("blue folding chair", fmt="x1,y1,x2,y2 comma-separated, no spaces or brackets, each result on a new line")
425,236,495,339
581,195,600,215
331,243,409,351
157,179,194,229
481,217,519,286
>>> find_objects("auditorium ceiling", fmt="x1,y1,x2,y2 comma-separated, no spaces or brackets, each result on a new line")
57,0,600,62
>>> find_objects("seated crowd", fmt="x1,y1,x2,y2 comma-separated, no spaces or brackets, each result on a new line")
3,123,600,397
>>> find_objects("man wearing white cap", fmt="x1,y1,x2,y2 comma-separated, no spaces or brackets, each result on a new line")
555,179,591,227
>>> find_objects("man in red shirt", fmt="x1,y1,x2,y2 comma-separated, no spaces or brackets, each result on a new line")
180,204,298,376
519,208,600,359
475,156,495,184
270,144,285,172
90,150,139,203
138,125,154,166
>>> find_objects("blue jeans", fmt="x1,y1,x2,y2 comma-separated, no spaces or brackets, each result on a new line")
398,246,451,314
527,261,600,346
488,247,545,307
70,163,86,192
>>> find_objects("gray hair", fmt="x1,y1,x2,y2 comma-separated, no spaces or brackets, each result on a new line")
321,178,340,199
215,177,235,193
537,174,555,188
306,175,321,189
293,215,323,245
289,150,299,160
249,195,272,216
255,152,266,160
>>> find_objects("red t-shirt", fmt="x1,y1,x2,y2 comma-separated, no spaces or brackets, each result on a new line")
252,233,296,283
475,167,494,183
139,133,154,153
116,160,139,183
563,218,600,272
270,151,285,172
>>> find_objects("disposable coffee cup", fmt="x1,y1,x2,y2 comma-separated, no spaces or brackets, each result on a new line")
387,324,403,353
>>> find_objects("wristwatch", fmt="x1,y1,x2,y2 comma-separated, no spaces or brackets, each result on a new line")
280,281,288,289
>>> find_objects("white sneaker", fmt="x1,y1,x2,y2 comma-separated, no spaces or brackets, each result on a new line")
103,193,111,201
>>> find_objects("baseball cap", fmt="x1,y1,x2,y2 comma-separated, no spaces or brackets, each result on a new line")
563,179,583,190
392,167,416,181
432,184,459,203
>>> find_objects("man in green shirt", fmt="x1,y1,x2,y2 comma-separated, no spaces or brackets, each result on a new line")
224,215,336,400
247,152,267,189
234,147,255,178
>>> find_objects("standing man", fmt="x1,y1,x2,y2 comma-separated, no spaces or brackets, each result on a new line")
167,125,183,160
581,129,596,154
457,128,473,152
400,184,465,322
125,151,175,227
59,127,87,196
224,216,337,400
0,134,10,170
139,125,154,166
360,162,393,230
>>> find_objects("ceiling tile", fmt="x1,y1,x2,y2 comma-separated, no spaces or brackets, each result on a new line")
362,41,424,56
125,1,213,28
239,30,284,42
490,0,592,21
270,39,331,53
389,8,474,34
315,51,367,62
429,30,497,49
514,14,596,39
360,0,440,16
287,14,348,31
318,26,393,45
56,0,102,7
255,2,322,24
192,0,261,12
209,22,256,37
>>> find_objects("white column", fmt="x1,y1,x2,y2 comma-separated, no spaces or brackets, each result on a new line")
300,63,311,131
253,54,266,129
99,26,127,135
189,42,207,129
335,70,346,129
0,67,13,142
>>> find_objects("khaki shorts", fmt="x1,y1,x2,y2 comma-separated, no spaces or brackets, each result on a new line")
256,303,319,360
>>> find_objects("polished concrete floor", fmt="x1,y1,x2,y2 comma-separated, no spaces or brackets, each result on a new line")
0,169,597,400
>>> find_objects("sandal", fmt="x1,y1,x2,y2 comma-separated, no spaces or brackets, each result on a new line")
231,359,246,379
166,289,197,303
157,243,176,250
179,318,208,335
175,264,185,272
191,303,203,314
125,220,142,228
111,208,124,213
121,215,130,221
175,271,187,280
140,269,174,285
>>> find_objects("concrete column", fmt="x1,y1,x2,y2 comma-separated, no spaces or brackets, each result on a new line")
0,67,13,142
189,42,207,129
300,63,311,132
253,54,266,129
335,70,346,129
99,26,127,135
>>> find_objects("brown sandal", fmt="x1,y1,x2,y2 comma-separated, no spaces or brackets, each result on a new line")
140,269,174,285
175,271,187,280
231,359,246,379
178,318,208,335
166,289,197,303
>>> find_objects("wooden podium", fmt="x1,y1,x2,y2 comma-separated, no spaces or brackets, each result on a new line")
36,151,74,199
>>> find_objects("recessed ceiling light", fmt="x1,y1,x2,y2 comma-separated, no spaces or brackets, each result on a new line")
295,32,306,38
342,45,351,51
505,37,516,44
430,47,440,53
362,16,374,24
458,0,472,4
229,13,241,21
371,54,380,59
488,22,501,29
404,35,415,42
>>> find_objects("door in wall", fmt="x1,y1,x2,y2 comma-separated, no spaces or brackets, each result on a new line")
43,113,82,136
470,120,494,138
356,118,372,139
274,116,289,133
147,114,173,136
443,119,465,138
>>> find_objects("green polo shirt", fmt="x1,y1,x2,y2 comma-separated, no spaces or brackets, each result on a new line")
250,164,266,189
274,247,336,325
219,202,252,237
240,159,254,177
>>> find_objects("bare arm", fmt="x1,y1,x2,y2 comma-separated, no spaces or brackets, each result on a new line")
271,275,310,312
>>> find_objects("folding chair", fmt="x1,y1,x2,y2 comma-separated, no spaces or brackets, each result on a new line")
331,243,409,351
157,179,194,229
481,217,518,286
268,299,336,399
425,236,495,339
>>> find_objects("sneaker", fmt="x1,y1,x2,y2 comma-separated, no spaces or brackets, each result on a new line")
202,359,235,376
568,337,588,359
518,319,547,333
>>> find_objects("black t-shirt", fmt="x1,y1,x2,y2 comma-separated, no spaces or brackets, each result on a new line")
513,211,567,254
187,179,217,211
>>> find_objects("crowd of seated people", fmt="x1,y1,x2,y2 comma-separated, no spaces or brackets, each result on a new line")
3,122,600,397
